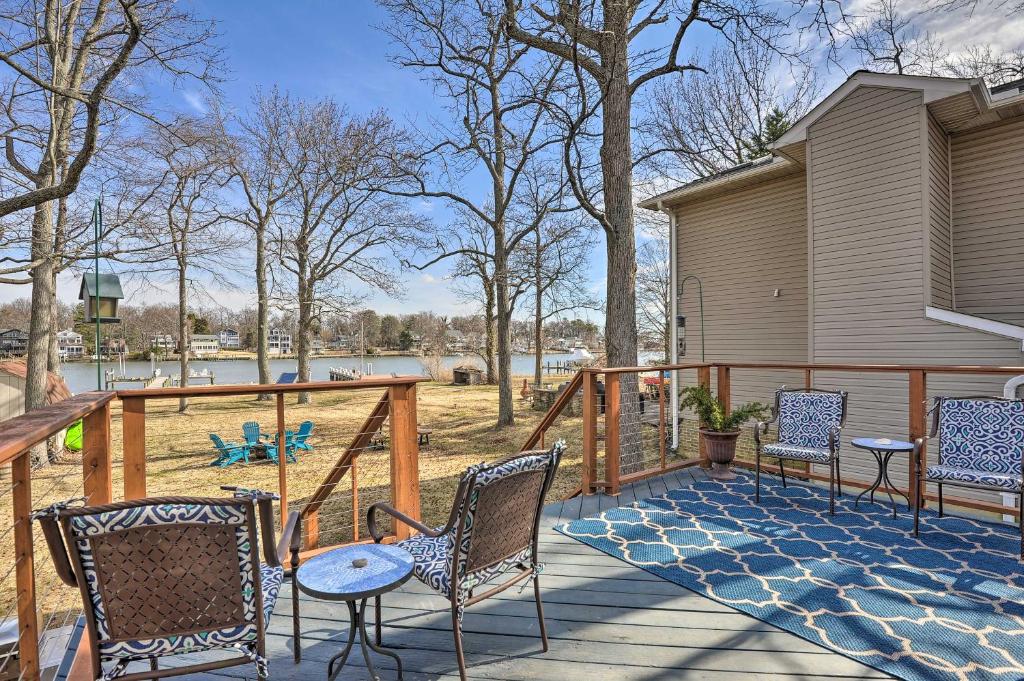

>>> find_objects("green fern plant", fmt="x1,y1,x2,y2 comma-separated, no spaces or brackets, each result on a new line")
679,385,768,433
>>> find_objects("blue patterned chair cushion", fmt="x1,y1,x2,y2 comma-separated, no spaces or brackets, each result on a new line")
777,391,844,451
396,442,562,609
925,464,1023,491
937,398,1024,476
66,502,277,660
762,443,833,464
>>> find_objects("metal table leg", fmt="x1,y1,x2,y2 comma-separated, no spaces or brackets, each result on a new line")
327,598,403,681
854,449,885,510
881,452,911,516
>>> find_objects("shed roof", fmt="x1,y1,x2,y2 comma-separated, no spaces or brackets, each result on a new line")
0,360,73,404
79,273,124,300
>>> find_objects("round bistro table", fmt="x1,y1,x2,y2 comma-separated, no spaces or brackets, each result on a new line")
296,543,414,681
851,437,915,518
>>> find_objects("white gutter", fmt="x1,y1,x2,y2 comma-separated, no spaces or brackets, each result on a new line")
925,306,1024,351
659,200,680,450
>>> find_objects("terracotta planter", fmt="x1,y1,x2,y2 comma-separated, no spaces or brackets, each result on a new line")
700,429,742,481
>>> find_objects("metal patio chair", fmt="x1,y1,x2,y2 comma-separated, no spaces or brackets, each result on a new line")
366,442,564,681
755,387,848,514
34,487,300,681
913,396,1024,556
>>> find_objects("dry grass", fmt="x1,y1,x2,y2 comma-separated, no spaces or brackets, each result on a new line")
0,379,586,636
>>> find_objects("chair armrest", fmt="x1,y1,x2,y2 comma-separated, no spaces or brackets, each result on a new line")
828,426,842,453
913,436,929,472
274,510,301,568
366,502,439,543
753,418,775,447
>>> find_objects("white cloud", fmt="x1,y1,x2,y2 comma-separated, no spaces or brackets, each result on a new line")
182,90,207,113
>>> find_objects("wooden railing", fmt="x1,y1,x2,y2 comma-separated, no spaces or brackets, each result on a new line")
580,361,1024,519
0,375,425,681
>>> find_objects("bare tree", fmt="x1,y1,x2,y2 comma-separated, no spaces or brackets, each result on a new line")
274,100,419,403
141,116,234,412
0,0,217,423
446,209,499,384
378,0,563,427
221,88,296,396
642,38,818,181
636,229,671,363
848,0,947,75
945,43,1024,84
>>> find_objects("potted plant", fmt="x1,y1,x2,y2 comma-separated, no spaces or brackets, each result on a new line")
679,385,768,481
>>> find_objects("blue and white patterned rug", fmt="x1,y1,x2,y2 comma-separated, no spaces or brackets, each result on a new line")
558,472,1024,681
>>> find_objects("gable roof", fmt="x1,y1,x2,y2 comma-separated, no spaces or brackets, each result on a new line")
79,273,124,300
0,360,72,403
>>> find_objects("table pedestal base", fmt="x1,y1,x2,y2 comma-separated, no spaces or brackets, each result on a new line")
328,599,403,681
854,449,911,518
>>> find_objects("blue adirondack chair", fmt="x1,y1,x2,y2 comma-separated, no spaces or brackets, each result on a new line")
286,421,314,458
209,434,249,467
242,421,267,448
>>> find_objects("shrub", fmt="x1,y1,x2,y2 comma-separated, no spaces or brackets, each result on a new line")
679,385,768,432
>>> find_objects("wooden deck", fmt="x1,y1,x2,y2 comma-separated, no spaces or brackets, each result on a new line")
185,468,892,680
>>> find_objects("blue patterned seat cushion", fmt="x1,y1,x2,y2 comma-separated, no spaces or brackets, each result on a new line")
937,398,1024,476
925,464,1023,491
762,443,832,463
396,443,561,606
67,502,279,660
777,391,844,452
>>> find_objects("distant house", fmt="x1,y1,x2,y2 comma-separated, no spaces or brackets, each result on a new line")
640,71,1024,507
446,329,467,352
149,334,175,352
218,328,241,350
269,329,292,355
100,338,127,357
189,334,220,356
56,330,84,358
0,329,29,356
311,337,324,353
329,334,355,351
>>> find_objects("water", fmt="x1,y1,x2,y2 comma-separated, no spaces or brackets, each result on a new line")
60,353,581,394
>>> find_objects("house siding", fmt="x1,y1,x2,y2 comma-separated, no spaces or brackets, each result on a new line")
950,117,1024,326
927,112,953,309
673,171,808,432
807,85,1024,505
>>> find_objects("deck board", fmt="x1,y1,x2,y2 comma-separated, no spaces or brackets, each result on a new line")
176,468,893,680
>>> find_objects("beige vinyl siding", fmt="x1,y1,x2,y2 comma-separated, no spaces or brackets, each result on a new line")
950,117,1024,326
807,86,1024,506
673,171,808,441
927,112,953,309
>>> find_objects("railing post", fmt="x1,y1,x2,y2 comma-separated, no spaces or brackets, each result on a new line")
605,373,621,496
276,393,288,522
909,370,927,508
697,366,711,464
716,366,731,414
804,368,813,390
582,371,598,495
83,400,113,505
12,453,39,681
658,371,667,471
122,397,146,500
389,382,420,540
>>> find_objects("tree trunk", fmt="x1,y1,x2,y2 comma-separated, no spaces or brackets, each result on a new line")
178,266,190,413
533,225,543,388
48,267,60,374
484,280,497,385
494,254,514,427
601,46,641,471
255,220,271,399
296,268,311,405
25,201,54,465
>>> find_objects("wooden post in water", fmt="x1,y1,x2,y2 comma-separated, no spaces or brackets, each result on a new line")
83,401,112,504
389,382,420,540
122,397,146,499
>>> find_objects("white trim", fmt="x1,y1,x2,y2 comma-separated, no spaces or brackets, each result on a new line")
660,201,680,450
774,72,980,148
925,306,1024,350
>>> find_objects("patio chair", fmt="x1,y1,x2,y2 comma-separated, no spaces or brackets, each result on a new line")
33,487,301,681
242,421,268,448
290,420,314,453
755,387,848,514
913,396,1024,556
365,442,564,681
209,433,249,467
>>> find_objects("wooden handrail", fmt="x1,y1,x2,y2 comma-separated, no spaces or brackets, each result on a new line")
0,391,115,466
520,370,584,451
586,361,1024,375
115,375,427,399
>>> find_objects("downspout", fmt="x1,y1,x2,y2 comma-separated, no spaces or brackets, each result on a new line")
659,200,680,450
